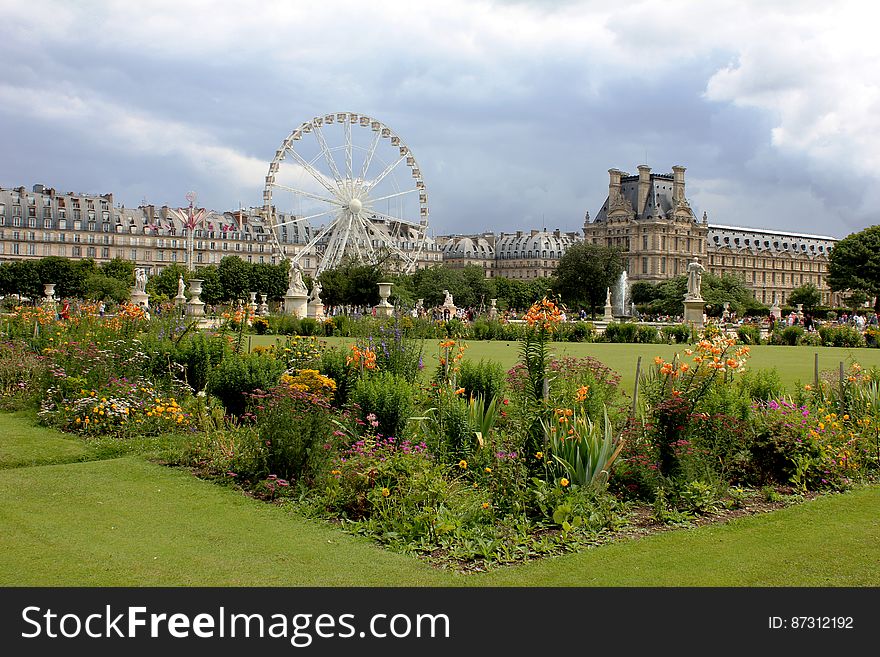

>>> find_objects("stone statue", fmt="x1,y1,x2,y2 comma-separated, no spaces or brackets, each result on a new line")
176,275,186,298
686,259,705,299
443,289,454,307
135,267,148,294
310,281,323,304
288,262,308,296
605,287,612,306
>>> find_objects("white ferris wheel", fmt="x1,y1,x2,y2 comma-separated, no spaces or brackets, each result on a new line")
262,112,430,275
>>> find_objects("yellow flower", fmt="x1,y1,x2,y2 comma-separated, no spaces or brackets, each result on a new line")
481,502,490,509
843,414,850,421
484,467,492,473
560,478,570,487
535,452,543,459
381,487,390,497
458,460,468,469
74,417,81,424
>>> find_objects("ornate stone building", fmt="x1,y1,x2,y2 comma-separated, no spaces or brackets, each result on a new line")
581,165,838,307
0,184,442,277
583,166,708,283
439,229,580,280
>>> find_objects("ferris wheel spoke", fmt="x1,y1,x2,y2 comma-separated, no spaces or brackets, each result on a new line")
271,183,344,207
292,216,342,264
367,188,419,205
284,146,339,195
365,154,406,191
312,124,344,185
359,130,381,181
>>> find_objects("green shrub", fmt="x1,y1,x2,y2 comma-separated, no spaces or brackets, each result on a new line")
299,317,320,336
269,314,300,335
737,324,762,345
458,359,506,403
661,324,691,344
818,324,866,348
739,368,785,402
602,322,637,343
351,372,415,439
207,351,286,415
779,325,804,345
318,346,357,406
174,332,227,393
635,324,660,343
332,314,355,337
250,385,336,484
565,321,596,343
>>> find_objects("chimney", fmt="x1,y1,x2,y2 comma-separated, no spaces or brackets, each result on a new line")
637,165,651,215
608,168,622,201
672,165,686,203
33,184,45,194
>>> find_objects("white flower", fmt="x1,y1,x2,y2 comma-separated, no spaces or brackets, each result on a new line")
196,390,207,398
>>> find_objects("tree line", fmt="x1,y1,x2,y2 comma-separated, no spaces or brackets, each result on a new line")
2,222,876,313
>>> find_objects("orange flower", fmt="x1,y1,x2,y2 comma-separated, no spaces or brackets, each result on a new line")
455,387,466,396
654,356,664,365
576,385,590,402
560,478,570,487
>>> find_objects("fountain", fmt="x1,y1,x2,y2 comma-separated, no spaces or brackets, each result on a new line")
614,270,630,317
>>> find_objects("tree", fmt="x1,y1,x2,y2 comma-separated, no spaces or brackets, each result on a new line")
7,260,42,300
250,262,288,302
411,265,461,308
147,264,188,301
788,283,821,310
99,258,135,286
37,257,76,298
701,273,763,316
195,265,222,306
828,225,880,311
554,243,624,317
318,259,383,307
217,256,251,302
84,273,130,303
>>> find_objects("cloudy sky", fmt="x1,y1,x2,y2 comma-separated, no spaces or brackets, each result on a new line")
2,0,878,239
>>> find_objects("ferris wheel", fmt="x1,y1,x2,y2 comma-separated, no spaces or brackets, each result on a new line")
262,112,430,275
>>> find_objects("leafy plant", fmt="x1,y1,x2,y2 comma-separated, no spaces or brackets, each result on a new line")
545,406,624,487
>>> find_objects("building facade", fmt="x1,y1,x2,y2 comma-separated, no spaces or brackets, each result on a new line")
439,229,581,280
581,165,838,306
0,184,442,277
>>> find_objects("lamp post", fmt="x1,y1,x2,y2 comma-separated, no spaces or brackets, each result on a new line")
167,191,209,272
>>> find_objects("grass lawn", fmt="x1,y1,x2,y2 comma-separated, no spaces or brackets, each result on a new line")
1,414,878,586
251,334,880,393
0,411,91,469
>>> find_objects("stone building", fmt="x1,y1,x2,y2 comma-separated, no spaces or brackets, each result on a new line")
581,165,838,306
439,229,580,280
0,184,442,277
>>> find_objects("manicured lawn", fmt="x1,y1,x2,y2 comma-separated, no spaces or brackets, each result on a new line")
1,414,878,586
0,411,91,469
252,334,880,393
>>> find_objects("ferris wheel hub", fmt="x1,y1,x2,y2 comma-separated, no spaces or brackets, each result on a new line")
347,198,363,214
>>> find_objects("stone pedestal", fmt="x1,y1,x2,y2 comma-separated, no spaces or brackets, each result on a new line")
603,302,614,322
130,289,149,309
284,293,308,317
488,298,498,320
683,298,706,329
248,292,258,319
307,300,325,320
375,282,394,318
258,293,269,317
186,279,205,317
